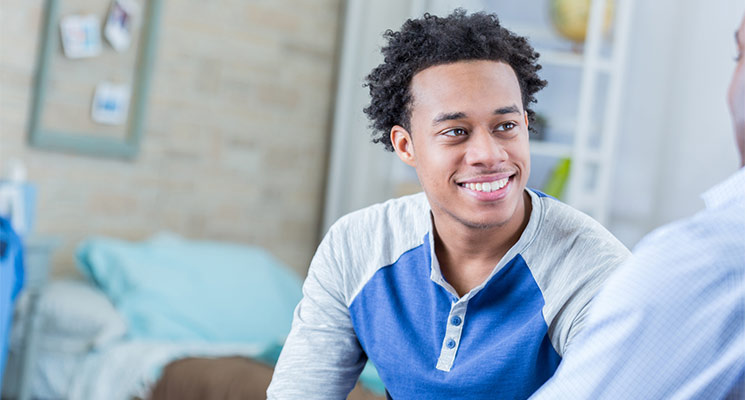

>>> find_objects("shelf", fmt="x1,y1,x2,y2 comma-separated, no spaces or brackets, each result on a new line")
530,140,602,162
507,24,565,43
537,49,612,72
529,140,572,158
506,24,613,71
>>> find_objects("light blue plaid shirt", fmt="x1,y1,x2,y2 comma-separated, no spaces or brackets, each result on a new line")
531,168,745,400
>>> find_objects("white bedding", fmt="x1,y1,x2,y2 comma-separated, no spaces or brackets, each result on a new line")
2,345,86,399
6,275,384,399
4,279,128,399
68,341,266,400
6,279,269,400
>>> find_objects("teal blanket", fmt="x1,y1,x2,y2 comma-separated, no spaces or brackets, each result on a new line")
76,233,302,345
76,233,385,395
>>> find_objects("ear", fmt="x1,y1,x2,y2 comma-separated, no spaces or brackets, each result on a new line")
390,125,416,167
524,111,529,127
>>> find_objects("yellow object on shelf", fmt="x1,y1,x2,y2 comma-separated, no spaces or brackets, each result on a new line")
543,157,572,200
549,0,614,43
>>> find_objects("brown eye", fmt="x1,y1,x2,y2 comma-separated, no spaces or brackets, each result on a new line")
496,122,516,131
444,128,467,137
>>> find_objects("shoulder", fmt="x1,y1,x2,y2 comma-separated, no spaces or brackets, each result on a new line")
325,193,431,260
521,190,631,355
537,190,624,248
607,205,745,307
523,191,630,272
313,193,431,305
637,202,743,259
329,192,430,238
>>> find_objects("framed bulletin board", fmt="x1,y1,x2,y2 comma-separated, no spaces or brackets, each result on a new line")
28,0,162,159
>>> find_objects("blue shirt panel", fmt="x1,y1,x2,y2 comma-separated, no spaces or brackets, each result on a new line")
349,233,561,399
529,188,551,199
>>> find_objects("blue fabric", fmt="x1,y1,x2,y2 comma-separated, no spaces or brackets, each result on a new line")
529,187,552,199
349,233,560,399
75,234,303,345
0,217,23,389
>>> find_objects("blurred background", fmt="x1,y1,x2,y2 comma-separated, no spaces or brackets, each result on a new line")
2,0,341,278
1,0,743,278
0,0,743,398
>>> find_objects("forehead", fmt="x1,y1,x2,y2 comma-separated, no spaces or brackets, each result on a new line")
409,60,523,115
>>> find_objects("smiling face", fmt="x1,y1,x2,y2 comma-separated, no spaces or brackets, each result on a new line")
391,60,531,231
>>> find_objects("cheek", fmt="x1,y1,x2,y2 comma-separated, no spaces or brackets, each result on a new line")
414,148,455,186
510,137,531,166
509,138,531,183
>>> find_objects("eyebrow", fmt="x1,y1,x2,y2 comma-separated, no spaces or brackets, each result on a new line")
431,105,522,126
495,105,521,115
432,112,466,126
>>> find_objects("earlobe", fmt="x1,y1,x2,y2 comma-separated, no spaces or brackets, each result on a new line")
390,125,416,167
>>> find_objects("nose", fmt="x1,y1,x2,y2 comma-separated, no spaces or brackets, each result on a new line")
463,128,508,168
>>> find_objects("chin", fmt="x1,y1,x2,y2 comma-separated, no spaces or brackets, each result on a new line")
458,213,514,230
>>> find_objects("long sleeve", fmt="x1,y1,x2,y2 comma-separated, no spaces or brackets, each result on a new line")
267,224,366,399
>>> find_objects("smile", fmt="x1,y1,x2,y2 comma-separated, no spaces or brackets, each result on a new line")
459,177,509,193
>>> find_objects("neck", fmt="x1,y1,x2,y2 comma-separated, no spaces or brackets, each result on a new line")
432,190,532,296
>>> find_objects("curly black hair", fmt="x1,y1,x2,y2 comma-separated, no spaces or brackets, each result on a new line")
363,9,547,151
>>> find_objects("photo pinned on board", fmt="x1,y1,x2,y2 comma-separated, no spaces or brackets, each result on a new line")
59,14,102,59
104,0,140,52
91,81,131,126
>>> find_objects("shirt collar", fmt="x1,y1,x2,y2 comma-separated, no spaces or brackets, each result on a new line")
426,188,543,301
701,167,745,210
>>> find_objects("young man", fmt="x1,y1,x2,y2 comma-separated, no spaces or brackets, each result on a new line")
530,16,745,400
268,10,630,399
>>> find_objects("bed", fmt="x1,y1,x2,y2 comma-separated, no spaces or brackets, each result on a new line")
1,234,385,399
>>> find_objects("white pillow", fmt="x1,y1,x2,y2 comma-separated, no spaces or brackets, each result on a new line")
13,279,127,354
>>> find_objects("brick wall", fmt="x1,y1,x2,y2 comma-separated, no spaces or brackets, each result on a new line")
0,0,342,277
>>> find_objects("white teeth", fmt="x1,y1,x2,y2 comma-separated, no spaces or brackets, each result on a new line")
464,178,509,193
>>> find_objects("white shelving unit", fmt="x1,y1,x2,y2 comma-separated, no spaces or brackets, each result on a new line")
564,0,635,225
